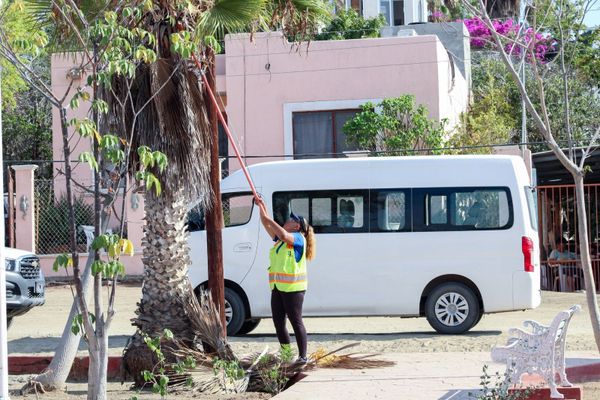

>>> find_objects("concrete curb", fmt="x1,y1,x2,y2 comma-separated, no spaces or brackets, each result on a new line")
9,356,122,381
8,355,600,389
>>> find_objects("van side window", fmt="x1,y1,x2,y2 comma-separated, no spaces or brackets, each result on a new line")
415,187,513,231
273,190,367,233
371,190,410,232
223,193,254,227
312,198,332,226
337,197,363,228
429,195,448,224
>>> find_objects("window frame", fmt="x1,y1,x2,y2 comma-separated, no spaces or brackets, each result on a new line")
272,189,369,234
412,187,514,232
291,109,360,159
370,188,412,233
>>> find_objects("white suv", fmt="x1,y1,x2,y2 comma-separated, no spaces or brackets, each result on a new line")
4,247,45,327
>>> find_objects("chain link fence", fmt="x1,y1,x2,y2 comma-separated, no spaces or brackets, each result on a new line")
35,179,94,254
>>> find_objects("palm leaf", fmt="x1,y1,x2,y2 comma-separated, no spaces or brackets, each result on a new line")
22,0,112,52
199,0,267,37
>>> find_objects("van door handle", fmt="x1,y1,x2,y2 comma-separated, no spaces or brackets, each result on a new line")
234,242,252,252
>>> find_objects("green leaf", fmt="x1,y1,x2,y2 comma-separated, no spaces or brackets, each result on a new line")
159,375,169,388
71,314,83,335
78,152,99,172
91,234,108,250
52,253,72,271
152,151,168,172
163,329,173,340
204,35,222,53
70,96,80,110
142,370,154,382
91,261,105,275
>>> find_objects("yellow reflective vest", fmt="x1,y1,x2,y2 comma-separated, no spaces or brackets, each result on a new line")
268,236,307,292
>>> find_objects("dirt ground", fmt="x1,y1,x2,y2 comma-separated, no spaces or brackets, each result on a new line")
7,283,600,398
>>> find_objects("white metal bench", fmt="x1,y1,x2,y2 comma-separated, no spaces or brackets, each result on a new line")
491,305,581,399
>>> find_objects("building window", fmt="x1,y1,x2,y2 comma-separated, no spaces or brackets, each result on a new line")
350,0,362,14
393,0,405,25
292,110,360,159
380,0,404,26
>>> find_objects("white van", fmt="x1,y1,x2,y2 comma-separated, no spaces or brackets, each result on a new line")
187,155,541,335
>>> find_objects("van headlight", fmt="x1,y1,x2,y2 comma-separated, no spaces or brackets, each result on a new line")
5,259,16,271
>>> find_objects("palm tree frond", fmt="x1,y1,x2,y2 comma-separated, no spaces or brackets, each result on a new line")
199,0,267,37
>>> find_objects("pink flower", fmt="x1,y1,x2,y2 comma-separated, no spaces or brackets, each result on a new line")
461,17,555,61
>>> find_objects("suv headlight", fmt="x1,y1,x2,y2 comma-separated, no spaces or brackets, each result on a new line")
5,259,16,271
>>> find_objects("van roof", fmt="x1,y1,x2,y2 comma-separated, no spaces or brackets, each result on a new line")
222,155,530,192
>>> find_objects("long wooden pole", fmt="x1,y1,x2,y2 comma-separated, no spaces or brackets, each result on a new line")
204,49,226,336
191,55,259,201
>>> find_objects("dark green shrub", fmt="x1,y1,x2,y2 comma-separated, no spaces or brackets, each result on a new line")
315,9,385,41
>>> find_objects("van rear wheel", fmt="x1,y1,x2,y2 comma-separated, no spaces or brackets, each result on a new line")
425,283,479,334
237,319,261,335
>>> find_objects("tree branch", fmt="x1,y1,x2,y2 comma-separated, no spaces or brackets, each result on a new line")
463,0,578,172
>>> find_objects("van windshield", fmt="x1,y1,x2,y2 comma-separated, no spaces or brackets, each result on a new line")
524,186,538,231
187,192,254,232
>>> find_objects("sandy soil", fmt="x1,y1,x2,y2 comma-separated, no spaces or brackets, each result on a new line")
7,284,600,399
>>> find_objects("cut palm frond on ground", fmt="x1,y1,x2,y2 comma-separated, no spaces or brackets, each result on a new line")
168,290,395,394
311,343,396,369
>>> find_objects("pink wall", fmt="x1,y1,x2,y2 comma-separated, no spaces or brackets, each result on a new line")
224,32,468,168
48,54,144,276
51,54,94,198
48,34,468,276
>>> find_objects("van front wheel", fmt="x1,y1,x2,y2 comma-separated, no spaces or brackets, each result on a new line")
425,283,479,334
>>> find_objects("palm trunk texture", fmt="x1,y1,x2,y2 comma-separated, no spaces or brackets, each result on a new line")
123,189,199,385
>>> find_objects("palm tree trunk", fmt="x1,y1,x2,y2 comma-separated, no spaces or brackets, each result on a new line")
122,187,198,384
573,174,600,351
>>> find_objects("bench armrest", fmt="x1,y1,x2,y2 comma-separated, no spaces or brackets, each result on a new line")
522,320,549,334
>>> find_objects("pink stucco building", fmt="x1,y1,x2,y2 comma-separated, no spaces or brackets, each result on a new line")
40,30,468,277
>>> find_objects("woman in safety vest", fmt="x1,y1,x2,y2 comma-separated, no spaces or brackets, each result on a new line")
256,198,316,363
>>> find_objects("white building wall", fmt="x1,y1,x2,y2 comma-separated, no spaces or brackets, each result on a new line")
362,0,428,25
362,0,380,19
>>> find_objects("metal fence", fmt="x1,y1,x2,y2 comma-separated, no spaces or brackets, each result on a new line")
537,184,600,292
34,179,94,254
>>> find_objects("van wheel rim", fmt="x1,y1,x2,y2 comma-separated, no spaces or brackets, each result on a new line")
434,292,469,327
225,300,233,326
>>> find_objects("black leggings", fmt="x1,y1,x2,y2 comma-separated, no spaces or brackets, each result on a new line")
271,287,307,358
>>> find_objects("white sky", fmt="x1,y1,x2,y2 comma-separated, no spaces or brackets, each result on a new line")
584,6,600,27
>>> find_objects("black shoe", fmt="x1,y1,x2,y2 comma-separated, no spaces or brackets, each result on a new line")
295,356,308,365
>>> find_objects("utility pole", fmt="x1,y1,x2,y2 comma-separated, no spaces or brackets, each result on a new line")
0,30,10,398
519,0,530,157
204,50,226,336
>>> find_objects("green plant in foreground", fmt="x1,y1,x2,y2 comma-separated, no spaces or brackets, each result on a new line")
469,364,536,400
279,343,294,363
131,329,195,399
213,358,245,382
